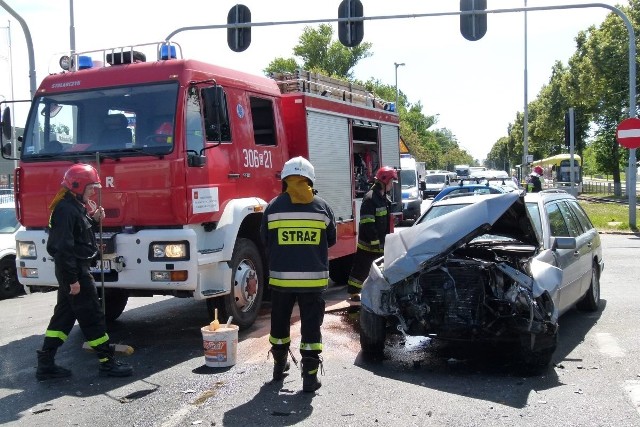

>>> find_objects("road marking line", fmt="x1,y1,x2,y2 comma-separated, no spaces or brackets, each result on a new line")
595,332,625,358
624,380,640,416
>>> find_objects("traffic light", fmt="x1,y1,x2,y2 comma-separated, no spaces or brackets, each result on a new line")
460,0,487,42
227,4,251,52
338,0,364,47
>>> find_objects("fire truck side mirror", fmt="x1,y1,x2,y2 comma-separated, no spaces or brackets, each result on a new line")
1,107,11,140
227,4,251,52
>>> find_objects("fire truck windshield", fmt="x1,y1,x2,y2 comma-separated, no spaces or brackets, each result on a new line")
21,82,179,160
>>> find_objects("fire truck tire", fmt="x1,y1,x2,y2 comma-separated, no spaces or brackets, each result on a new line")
329,254,353,285
101,288,129,322
217,238,264,330
0,257,23,300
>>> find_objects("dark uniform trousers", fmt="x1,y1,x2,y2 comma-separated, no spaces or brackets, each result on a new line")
42,262,109,352
270,290,325,358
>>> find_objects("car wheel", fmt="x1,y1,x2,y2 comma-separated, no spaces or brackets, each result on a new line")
216,238,264,330
0,257,23,300
329,254,353,285
519,331,557,373
359,308,386,356
101,288,129,322
577,262,600,312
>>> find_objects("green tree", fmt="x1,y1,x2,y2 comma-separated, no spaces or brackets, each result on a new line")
263,57,299,75
263,24,373,78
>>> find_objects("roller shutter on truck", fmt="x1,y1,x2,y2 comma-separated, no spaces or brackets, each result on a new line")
307,111,353,221
380,124,401,169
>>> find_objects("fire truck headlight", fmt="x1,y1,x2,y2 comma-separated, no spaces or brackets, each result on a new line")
149,241,189,261
18,241,37,259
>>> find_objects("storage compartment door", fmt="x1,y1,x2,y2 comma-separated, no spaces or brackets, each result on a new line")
306,111,353,222
380,124,401,169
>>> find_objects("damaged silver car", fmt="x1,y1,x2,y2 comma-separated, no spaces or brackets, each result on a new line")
360,192,601,369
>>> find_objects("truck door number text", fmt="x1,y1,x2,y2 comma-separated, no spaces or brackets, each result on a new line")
242,149,272,168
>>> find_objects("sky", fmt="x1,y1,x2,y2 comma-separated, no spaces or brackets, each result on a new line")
0,0,621,162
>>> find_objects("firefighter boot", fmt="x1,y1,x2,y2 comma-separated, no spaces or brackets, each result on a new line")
301,357,322,392
270,346,290,381
96,344,133,377
36,349,72,381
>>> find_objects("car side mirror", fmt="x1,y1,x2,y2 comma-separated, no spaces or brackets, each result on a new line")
551,236,576,250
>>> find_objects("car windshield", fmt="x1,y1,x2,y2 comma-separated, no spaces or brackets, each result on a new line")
525,201,543,241
425,174,446,184
21,82,179,160
0,206,19,234
400,170,416,188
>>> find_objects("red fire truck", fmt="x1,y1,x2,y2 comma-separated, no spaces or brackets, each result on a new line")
1,42,400,328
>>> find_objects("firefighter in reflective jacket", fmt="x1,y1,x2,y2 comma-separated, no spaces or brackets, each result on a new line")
260,156,336,392
347,166,398,300
35,164,133,380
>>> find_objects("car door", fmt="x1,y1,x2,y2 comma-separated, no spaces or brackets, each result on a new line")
566,199,600,295
544,201,582,314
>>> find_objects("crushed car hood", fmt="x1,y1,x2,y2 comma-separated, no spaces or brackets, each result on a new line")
382,192,539,286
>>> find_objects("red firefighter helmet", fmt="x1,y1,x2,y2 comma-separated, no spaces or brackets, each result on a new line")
62,164,101,195
533,166,543,176
375,166,398,185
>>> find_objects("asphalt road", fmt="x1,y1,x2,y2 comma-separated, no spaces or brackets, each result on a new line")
1,233,639,427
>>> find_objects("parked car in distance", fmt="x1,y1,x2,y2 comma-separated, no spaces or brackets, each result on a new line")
360,190,603,371
0,200,24,299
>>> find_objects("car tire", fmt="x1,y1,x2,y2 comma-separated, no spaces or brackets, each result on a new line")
0,257,23,300
329,254,354,285
216,238,264,330
101,288,129,322
519,331,557,373
359,307,386,356
577,262,600,312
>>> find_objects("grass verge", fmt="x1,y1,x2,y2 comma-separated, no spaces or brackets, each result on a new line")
578,197,638,233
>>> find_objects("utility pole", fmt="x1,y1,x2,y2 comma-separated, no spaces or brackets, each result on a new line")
522,0,529,174
394,62,405,113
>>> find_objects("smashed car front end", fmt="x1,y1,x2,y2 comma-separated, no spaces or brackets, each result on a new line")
361,193,562,348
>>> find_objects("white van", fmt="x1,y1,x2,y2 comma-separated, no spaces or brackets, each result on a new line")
399,155,423,222
423,172,452,198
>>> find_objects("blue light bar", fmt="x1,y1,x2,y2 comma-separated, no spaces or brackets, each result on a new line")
78,55,94,70
160,45,176,60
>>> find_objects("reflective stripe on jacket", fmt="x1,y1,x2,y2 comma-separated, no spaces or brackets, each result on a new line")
357,188,391,253
260,193,337,292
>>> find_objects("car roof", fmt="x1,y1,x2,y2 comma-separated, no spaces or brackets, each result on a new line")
524,189,575,203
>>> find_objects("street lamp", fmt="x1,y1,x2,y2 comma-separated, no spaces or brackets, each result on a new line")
394,62,405,113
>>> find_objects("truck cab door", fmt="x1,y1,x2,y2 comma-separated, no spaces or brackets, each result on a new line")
183,85,238,223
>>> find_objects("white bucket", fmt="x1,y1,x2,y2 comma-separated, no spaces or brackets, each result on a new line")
200,325,239,368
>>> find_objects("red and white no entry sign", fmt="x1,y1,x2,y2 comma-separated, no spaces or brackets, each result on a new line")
616,117,640,149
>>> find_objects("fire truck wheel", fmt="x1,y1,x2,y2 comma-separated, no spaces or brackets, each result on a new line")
0,257,23,300
100,288,129,322
218,238,264,330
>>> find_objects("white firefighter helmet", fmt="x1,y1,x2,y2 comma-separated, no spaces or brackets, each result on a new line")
281,156,315,184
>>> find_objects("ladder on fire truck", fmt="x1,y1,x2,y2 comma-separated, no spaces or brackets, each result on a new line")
270,70,392,110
